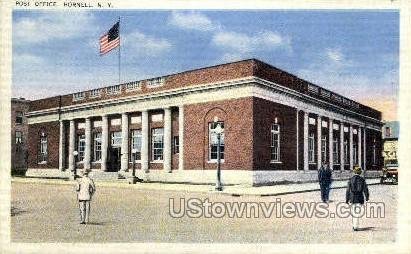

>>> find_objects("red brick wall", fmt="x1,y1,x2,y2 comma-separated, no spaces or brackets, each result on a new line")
11,99,29,170
253,97,297,171
184,98,254,170
28,121,60,168
29,96,61,112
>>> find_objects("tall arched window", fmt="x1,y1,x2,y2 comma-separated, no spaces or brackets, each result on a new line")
209,121,225,161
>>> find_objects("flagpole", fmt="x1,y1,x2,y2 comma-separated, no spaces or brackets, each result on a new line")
118,16,121,85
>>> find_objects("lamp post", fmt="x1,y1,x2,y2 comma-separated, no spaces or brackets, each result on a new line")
73,151,78,179
214,117,223,191
129,148,138,184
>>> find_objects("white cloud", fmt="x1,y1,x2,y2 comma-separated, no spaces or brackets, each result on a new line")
124,30,172,56
169,11,292,62
169,11,218,32
212,30,291,54
14,11,96,44
326,48,344,62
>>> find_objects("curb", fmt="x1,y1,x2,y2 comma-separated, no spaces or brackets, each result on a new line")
12,177,383,197
258,182,381,197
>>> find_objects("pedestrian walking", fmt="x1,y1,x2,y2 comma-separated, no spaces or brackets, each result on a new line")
318,161,332,202
75,169,96,224
346,165,369,231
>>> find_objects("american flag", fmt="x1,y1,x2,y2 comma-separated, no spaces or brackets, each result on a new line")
100,21,120,55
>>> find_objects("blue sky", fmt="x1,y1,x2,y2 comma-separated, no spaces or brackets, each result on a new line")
12,10,399,120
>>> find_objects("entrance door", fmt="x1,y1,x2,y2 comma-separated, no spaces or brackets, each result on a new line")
108,147,121,172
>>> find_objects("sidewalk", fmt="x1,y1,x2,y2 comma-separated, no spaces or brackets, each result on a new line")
11,177,381,197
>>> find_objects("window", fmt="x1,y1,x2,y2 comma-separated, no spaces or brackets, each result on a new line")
270,124,280,162
321,135,327,163
385,127,391,138
372,139,377,165
353,143,358,165
344,138,349,164
111,131,122,147
209,122,225,161
130,129,142,161
77,134,85,162
38,132,48,163
16,111,23,124
173,136,179,154
333,136,339,164
15,131,22,144
151,113,163,122
110,118,121,126
308,132,315,163
93,132,102,162
152,128,164,161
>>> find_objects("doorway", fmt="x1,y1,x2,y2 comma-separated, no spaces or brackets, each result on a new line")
108,147,121,172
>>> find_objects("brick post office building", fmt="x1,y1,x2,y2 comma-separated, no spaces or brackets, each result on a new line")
26,59,383,185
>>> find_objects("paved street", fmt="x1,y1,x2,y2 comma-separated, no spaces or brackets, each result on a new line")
11,181,397,243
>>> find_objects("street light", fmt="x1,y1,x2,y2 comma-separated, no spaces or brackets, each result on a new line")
214,117,224,191
73,151,79,179
129,148,138,184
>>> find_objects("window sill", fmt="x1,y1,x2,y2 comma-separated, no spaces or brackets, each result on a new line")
129,160,142,163
150,160,164,164
270,161,282,164
92,161,101,163
207,160,225,164
38,161,47,165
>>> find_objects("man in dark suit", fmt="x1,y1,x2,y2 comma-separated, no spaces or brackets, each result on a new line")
346,165,369,231
318,161,332,202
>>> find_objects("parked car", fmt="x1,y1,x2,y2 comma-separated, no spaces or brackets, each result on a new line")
380,159,398,184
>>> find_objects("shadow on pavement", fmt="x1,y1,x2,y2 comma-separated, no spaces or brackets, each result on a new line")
11,206,27,217
85,222,107,226
357,227,376,231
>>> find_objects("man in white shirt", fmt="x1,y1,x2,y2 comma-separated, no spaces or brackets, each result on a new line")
75,169,96,224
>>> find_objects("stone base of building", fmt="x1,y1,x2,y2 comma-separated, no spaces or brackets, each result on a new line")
25,168,381,186
25,168,71,179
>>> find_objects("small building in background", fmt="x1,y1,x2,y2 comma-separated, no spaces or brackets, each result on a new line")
11,98,30,174
382,121,399,166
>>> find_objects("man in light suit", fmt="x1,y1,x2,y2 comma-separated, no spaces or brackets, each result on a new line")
75,169,96,224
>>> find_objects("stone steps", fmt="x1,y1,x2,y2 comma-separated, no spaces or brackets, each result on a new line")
89,171,128,181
